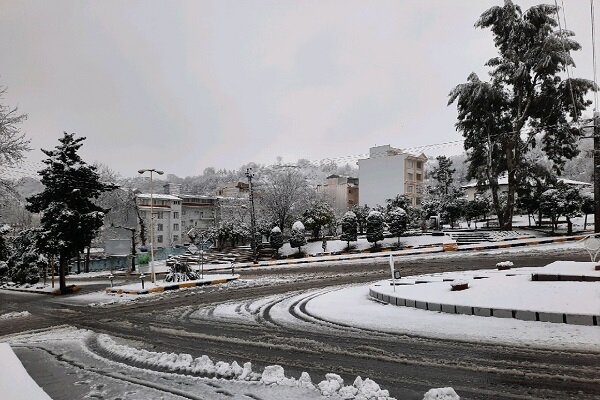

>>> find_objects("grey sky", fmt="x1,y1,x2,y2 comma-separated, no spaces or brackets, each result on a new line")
0,0,596,178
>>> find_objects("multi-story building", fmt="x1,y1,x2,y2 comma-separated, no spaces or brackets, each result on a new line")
316,174,359,213
216,181,249,198
136,193,182,248
357,145,427,208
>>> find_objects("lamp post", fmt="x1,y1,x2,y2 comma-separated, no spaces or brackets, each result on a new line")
138,168,164,283
245,168,258,263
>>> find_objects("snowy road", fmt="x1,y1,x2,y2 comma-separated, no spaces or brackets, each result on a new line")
1,247,599,399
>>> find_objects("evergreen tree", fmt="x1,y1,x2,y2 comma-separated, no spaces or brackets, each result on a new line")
387,207,407,246
350,204,370,234
269,226,284,256
302,200,336,239
581,194,595,230
7,228,48,285
366,211,384,247
26,133,116,293
449,1,595,230
430,156,456,196
289,221,306,255
464,197,490,229
539,184,582,234
340,211,358,249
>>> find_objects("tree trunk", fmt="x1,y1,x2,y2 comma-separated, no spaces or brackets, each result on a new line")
584,214,588,230
567,217,573,235
59,253,67,293
76,253,81,274
85,247,90,273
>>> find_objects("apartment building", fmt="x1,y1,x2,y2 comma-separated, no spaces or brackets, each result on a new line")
136,193,183,248
316,174,359,213
358,145,427,208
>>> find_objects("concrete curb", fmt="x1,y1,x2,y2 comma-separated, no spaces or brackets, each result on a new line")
0,284,81,296
105,275,239,295
368,287,599,327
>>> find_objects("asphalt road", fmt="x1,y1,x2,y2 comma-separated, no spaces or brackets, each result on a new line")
1,248,598,400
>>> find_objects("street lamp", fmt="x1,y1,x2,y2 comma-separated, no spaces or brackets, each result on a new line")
138,168,164,283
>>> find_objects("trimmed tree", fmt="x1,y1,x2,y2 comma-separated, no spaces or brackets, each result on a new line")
350,204,370,234
366,211,384,248
269,226,284,257
302,200,336,239
26,133,116,293
581,194,594,230
387,207,407,246
7,228,48,285
289,221,306,255
340,211,358,250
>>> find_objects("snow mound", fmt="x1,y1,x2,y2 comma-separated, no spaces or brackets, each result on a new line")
292,221,305,231
496,261,514,268
423,387,460,400
0,311,31,320
271,226,281,233
368,210,382,218
96,334,410,399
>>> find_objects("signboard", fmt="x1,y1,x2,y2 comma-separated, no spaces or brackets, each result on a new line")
105,239,131,256
188,244,198,254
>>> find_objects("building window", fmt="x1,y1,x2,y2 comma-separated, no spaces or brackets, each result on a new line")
407,160,414,169
173,235,179,242
157,223,163,231
407,185,413,193
415,197,422,205
155,211,164,219
416,173,422,181
173,212,179,218
173,223,179,231
182,210,186,216
157,235,163,243
416,161,423,169
408,173,414,181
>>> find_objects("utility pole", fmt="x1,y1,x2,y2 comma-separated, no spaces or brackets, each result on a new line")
245,168,258,263
594,111,600,233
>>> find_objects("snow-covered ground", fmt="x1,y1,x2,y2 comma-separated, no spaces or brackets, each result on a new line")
280,235,450,256
0,311,31,320
108,273,238,292
371,261,600,315
0,327,457,400
0,343,52,400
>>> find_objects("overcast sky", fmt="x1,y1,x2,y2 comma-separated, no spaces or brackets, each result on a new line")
0,0,596,178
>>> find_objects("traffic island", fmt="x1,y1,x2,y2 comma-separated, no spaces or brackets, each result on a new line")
369,261,600,326
105,274,239,295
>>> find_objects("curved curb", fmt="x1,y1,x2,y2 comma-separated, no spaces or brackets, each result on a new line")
105,275,239,295
368,286,599,327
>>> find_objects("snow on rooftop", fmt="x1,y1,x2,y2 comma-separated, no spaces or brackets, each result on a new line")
136,193,182,200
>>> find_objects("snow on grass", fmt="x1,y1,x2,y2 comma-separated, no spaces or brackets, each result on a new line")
0,311,31,320
0,343,52,400
373,264,600,315
306,285,600,351
279,235,449,257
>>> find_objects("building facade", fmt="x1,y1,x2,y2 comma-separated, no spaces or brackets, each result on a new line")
357,145,427,208
316,174,359,213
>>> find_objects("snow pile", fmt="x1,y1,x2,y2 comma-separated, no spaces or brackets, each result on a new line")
292,221,305,231
0,343,52,400
97,335,399,399
496,261,513,268
97,334,260,380
422,387,460,400
0,311,31,320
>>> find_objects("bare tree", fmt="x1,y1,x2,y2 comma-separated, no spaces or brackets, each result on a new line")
257,167,312,231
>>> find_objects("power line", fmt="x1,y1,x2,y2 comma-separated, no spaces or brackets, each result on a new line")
591,0,599,110
554,0,579,120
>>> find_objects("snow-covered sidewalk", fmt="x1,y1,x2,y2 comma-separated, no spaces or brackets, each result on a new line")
0,343,52,400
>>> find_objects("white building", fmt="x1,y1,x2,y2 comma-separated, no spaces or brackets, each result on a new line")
316,174,359,213
358,145,427,208
136,193,183,248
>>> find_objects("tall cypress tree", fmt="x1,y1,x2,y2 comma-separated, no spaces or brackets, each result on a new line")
27,133,116,293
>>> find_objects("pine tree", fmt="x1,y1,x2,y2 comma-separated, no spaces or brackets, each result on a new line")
366,211,384,248
26,133,116,293
340,211,358,249
269,226,284,257
386,207,407,246
289,221,306,255
430,156,455,196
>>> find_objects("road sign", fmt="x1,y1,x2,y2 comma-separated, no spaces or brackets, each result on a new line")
188,244,198,254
